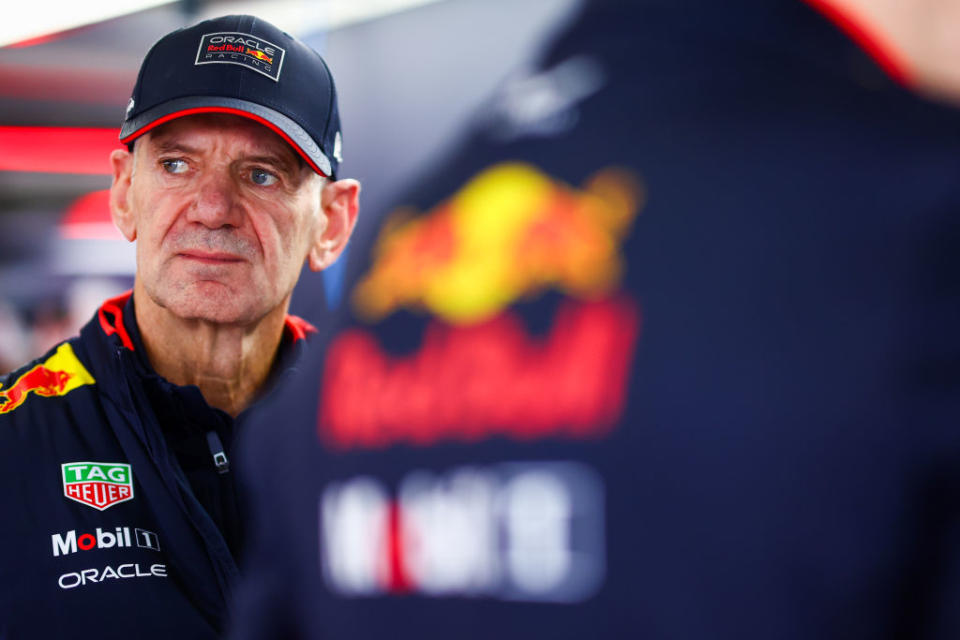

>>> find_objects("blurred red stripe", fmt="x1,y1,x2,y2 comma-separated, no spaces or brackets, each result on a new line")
0,127,121,174
60,189,124,240
4,32,66,49
63,189,111,225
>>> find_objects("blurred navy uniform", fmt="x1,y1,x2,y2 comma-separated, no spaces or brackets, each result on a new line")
231,0,960,637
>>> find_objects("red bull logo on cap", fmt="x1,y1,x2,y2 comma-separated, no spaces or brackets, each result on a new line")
246,48,273,64
0,343,95,415
352,163,643,325
196,32,285,81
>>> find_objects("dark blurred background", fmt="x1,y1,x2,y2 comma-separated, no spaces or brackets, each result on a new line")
0,0,582,373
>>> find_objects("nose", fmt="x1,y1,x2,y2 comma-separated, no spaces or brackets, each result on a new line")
187,169,243,228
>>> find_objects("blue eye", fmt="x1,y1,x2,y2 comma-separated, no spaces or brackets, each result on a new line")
251,168,278,186
161,159,188,174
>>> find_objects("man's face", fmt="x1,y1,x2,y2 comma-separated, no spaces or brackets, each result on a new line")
121,113,325,325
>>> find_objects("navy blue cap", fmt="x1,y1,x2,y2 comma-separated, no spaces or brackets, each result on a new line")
120,14,342,178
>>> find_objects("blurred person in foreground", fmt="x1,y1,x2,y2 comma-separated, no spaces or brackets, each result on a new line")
0,14,358,638
230,0,960,638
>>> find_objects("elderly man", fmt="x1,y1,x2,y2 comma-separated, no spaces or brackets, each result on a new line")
0,15,357,638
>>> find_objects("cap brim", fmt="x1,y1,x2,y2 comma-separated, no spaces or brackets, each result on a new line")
119,96,334,178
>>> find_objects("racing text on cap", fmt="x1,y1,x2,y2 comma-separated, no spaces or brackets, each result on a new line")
195,32,286,81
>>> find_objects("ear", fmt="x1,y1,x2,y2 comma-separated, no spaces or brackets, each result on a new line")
109,147,137,242
308,178,360,271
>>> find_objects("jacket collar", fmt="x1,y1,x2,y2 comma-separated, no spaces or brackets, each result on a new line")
96,290,317,353
88,290,315,419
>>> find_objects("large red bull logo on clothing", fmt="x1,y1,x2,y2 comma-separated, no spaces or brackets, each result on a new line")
320,164,643,449
352,163,641,324
321,298,639,449
0,343,95,414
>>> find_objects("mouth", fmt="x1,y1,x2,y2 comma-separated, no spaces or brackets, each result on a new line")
177,250,246,265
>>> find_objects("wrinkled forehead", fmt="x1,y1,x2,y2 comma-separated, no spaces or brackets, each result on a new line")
138,112,304,169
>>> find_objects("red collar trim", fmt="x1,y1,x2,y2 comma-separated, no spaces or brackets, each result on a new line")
98,290,315,347
802,0,911,87
284,314,317,342
97,291,135,351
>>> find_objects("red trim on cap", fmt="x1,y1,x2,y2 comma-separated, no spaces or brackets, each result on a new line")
802,0,912,86
98,291,135,351
284,315,317,343
121,106,330,177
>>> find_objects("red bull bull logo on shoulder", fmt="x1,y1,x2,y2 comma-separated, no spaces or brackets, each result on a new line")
0,343,95,415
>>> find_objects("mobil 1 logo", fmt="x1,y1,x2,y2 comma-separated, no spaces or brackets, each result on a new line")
62,462,134,511
52,526,160,557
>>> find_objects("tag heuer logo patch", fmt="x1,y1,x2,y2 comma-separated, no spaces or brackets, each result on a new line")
195,32,285,81
62,462,134,511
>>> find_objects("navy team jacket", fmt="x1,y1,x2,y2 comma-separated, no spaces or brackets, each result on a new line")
0,292,312,638
231,1,960,639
